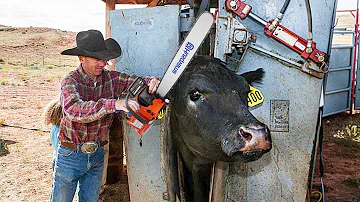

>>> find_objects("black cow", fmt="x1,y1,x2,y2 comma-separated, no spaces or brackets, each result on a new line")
166,55,272,202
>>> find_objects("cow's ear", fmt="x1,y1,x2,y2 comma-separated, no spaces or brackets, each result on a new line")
240,68,264,85
167,88,176,103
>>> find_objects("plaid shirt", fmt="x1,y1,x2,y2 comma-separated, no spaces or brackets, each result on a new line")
59,65,152,144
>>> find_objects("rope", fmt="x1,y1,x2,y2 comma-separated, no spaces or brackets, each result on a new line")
0,123,49,132
311,190,323,202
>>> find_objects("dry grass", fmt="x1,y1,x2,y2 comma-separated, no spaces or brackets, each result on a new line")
323,112,360,150
0,27,77,201
334,124,360,143
347,195,360,202
0,139,9,155
0,128,54,201
0,64,74,86
0,27,78,70
342,172,360,187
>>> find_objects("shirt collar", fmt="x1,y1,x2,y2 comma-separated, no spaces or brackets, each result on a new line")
77,64,99,83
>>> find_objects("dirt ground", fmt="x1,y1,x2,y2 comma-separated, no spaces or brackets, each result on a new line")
0,26,131,202
0,12,359,202
315,112,360,202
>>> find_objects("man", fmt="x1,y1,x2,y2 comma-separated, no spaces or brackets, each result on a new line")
50,29,160,202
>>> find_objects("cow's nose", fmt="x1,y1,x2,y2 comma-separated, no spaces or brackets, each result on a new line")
238,125,272,152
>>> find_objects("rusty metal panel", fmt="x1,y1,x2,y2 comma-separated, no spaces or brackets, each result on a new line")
215,0,336,201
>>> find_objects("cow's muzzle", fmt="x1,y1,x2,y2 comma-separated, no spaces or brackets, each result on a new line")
238,125,272,152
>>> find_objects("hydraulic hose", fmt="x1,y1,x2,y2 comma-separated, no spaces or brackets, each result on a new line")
269,0,291,31
305,0,313,53
280,0,291,14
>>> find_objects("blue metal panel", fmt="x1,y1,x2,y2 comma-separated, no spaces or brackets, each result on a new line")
324,91,350,116
329,45,353,68
326,68,351,92
110,6,180,78
109,6,180,202
324,44,353,116
355,43,360,110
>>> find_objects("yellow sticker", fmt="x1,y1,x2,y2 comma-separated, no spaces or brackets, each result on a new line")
248,86,264,107
157,108,165,119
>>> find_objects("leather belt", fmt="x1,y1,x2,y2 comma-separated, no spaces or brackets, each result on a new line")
60,141,108,154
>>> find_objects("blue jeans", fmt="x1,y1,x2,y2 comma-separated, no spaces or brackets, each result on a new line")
50,125,60,170
50,125,60,151
50,144,104,202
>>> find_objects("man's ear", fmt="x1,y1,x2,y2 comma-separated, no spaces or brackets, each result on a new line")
78,56,85,63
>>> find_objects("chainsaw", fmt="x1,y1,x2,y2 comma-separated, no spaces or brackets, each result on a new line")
125,12,214,136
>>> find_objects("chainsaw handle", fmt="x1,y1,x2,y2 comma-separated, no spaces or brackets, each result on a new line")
138,86,156,107
125,93,150,124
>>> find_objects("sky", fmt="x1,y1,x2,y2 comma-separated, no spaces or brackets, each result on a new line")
0,0,145,34
0,0,357,34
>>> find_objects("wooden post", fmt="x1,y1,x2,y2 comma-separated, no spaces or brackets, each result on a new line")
102,0,117,188
107,114,125,183
105,0,116,71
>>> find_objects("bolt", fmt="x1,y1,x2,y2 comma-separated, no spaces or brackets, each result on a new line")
317,54,325,62
229,0,237,8
306,47,313,54
234,30,246,43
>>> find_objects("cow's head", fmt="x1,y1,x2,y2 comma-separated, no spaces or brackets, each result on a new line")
169,55,272,163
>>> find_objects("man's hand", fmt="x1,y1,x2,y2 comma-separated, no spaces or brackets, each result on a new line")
115,99,139,113
147,77,160,94
115,77,160,113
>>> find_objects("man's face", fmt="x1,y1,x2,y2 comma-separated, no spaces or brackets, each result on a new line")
79,56,107,79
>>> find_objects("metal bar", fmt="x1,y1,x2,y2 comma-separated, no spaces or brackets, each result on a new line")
323,108,351,117
248,12,268,26
210,162,229,202
350,0,359,113
329,66,352,72
328,66,352,72
331,44,354,49
249,44,303,68
337,9,356,12
333,30,355,34
325,87,351,95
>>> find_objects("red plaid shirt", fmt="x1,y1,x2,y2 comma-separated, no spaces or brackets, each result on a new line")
59,65,152,144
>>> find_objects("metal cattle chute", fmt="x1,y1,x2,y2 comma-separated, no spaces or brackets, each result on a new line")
109,0,337,201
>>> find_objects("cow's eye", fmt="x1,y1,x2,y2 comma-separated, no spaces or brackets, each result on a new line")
189,90,201,101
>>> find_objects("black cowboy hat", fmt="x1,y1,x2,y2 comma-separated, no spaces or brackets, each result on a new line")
61,29,121,61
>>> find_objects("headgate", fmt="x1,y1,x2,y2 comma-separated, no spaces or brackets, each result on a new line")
109,0,337,201
214,0,336,201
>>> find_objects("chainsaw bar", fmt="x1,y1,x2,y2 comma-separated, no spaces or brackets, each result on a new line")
156,12,214,98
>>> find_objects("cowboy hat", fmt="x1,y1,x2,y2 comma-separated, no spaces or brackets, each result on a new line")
61,29,121,61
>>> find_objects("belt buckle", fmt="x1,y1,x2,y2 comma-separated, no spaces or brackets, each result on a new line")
81,141,98,154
